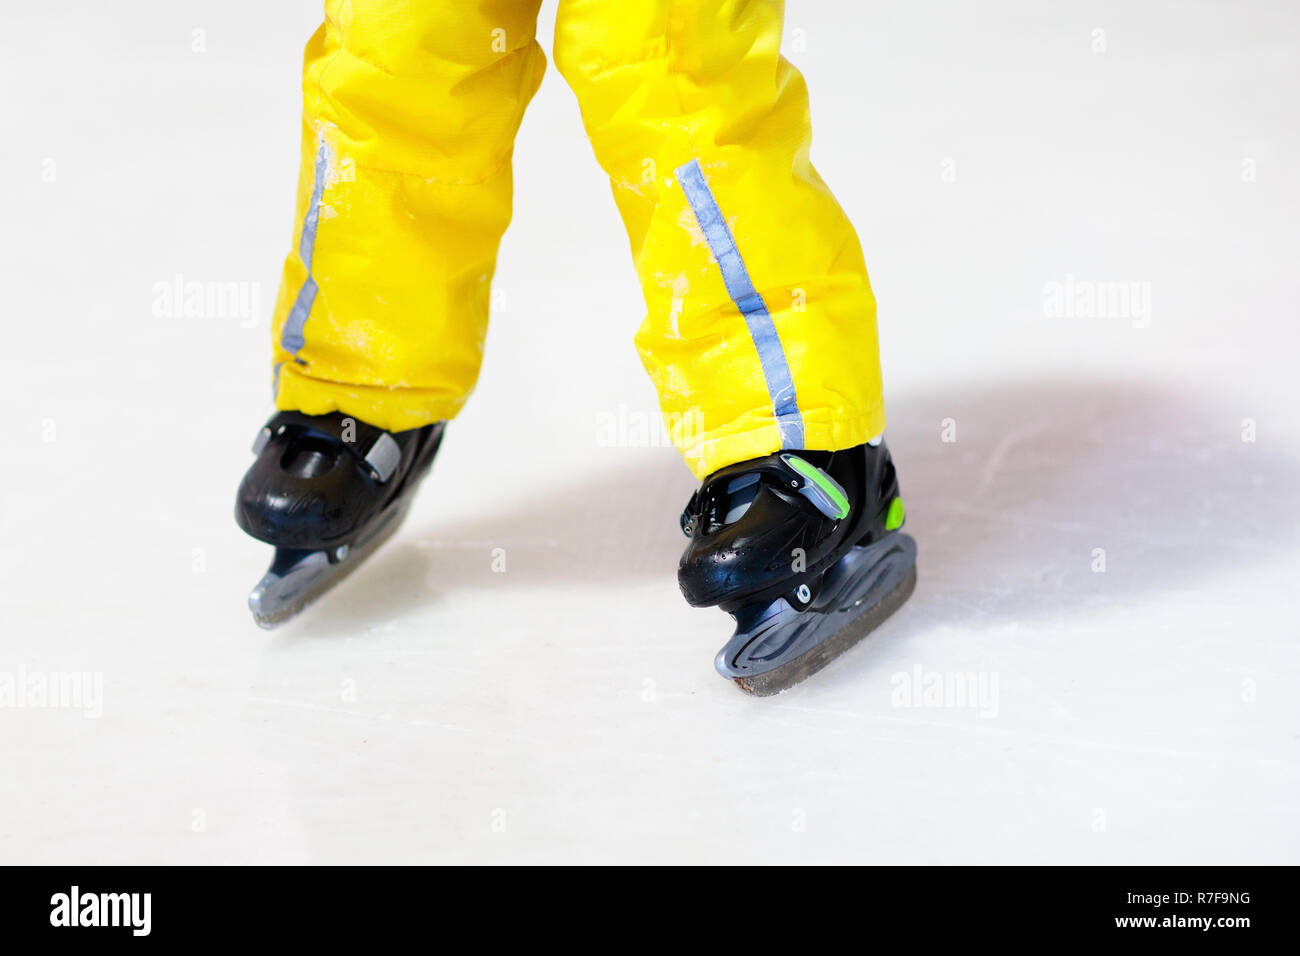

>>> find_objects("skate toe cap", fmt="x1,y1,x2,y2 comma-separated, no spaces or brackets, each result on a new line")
234,464,369,549
678,543,774,607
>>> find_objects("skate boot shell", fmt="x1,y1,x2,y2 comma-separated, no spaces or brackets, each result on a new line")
235,410,444,628
679,441,917,695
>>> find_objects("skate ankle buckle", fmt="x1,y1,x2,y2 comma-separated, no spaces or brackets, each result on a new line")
778,454,851,521
682,454,850,538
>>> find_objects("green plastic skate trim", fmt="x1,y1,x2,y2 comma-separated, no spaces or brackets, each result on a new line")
781,454,851,520
885,496,905,530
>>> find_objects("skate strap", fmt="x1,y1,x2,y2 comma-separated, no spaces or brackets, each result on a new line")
682,453,850,536
252,411,403,483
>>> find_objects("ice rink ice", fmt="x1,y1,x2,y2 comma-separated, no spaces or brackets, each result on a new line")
2,0,1297,864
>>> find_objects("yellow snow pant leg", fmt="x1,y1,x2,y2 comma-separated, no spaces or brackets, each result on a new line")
271,0,546,432
554,0,886,480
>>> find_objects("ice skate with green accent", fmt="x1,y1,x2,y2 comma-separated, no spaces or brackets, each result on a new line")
678,440,917,696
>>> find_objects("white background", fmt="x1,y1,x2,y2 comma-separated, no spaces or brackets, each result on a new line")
1,0,1297,864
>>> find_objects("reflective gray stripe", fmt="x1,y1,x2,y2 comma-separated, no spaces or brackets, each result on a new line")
676,159,805,449
280,139,331,355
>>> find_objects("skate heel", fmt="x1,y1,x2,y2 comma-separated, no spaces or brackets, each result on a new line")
853,493,907,549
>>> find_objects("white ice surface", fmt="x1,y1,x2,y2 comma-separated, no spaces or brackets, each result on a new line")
1,0,1297,864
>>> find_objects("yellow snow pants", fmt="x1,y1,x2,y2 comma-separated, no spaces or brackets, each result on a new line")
270,0,885,479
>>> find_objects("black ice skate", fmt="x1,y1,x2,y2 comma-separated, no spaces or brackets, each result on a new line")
678,440,917,696
234,410,444,628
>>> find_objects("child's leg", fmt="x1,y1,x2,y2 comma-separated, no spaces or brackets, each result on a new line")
555,0,885,479
272,0,546,432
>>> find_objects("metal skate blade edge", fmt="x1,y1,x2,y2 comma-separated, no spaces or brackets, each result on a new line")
731,551,918,697
715,534,917,680
246,501,412,629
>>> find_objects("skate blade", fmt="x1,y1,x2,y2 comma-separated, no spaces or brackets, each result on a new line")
717,533,918,697
247,500,411,629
